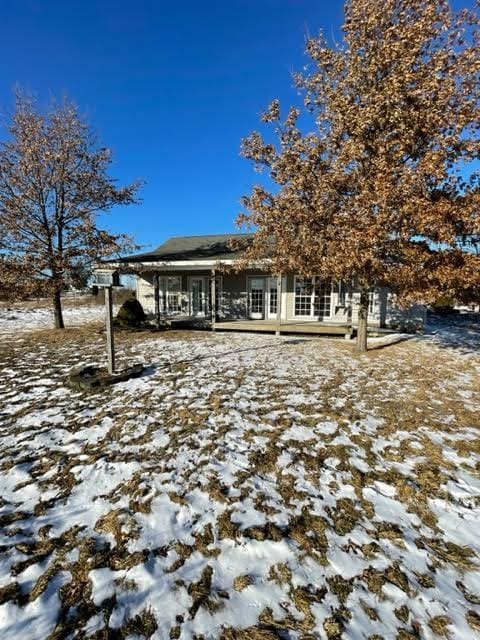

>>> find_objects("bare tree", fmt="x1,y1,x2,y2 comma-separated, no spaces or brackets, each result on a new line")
238,0,479,351
0,94,142,328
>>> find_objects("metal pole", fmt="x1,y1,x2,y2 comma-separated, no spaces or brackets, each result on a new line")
105,285,115,374
275,274,282,336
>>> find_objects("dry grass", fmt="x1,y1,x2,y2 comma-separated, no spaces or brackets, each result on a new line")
233,575,254,592
0,321,479,638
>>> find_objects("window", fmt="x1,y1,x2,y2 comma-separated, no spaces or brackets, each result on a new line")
295,277,313,316
159,276,182,314
269,280,278,315
368,289,381,319
167,277,181,313
294,276,332,318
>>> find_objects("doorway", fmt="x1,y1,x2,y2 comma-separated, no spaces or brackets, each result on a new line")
189,277,206,316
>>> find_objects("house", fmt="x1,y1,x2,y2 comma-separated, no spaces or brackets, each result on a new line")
110,233,426,335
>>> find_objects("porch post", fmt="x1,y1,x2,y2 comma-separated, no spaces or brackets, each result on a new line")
154,272,161,327
105,285,115,374
275,274,282,336
210,269,216,331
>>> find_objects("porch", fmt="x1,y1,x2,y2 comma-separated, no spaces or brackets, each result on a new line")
133,271,360,328
105,233,423,335
213,318,354,337
155,315,354,337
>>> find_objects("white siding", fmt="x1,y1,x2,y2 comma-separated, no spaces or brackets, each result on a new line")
137,274,155,314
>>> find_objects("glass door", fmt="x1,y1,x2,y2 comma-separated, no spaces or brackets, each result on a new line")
266,277,278,320
314,279,333,319
189,277,206,317
248,277,265,319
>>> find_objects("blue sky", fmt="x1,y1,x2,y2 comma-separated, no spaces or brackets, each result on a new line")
0,1,345,251
0,1,475,252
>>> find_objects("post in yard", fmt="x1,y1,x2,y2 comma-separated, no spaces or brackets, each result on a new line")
73,267,145,390
105,285,115,374
92,269,122,375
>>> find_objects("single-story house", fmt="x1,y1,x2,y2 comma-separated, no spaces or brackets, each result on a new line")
109,233,425,336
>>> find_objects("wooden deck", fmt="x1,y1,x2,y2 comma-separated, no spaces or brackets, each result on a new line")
213,319,354,336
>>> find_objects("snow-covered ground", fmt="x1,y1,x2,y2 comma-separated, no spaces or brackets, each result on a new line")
0,314,479,639
0,303,107,333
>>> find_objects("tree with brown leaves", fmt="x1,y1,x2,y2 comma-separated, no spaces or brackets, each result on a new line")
0,95,141,328
238,0,479,351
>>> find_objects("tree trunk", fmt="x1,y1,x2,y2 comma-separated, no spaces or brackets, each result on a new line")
53,288,65,329
356,288,369,353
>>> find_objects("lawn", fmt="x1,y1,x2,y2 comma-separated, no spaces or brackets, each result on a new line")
0,312,479,639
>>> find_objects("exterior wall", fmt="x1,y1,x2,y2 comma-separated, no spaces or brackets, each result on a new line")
386,296,427,332
350,288,387,328
137,270,286,320
350,288,426,330
135,270,424,331
136,273,155,314
284,273,295,320
221,272,247,319
137,271,211,316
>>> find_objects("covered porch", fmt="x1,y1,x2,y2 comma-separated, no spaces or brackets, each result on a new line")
131,269,355,336
105,233,422,336
112,262,361,336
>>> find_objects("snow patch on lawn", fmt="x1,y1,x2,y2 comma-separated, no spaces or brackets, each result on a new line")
0,316,479,638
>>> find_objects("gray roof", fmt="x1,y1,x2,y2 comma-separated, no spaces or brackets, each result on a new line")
116,233,254,263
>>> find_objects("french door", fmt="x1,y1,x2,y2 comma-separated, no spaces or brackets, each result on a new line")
158,276,182,315
266,277,278,320
248,277,265,319
248,276,281,320
314,280,333,318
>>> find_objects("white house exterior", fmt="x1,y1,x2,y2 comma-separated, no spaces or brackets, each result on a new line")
111,234,426,335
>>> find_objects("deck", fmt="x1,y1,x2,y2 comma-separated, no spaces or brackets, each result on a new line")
154,316,395,338
213,319,354,336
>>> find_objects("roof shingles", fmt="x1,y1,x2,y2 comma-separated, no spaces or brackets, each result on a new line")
117,233,253,263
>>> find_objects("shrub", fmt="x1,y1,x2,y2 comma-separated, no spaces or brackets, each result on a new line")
115,297,147,327
431,296,456,315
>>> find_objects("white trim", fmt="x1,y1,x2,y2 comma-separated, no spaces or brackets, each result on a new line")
109,258,273,271
245,275,284,320
159,275,182,315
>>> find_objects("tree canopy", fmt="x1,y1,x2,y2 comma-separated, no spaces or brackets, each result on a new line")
0,94,142,328
237,0,479,350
